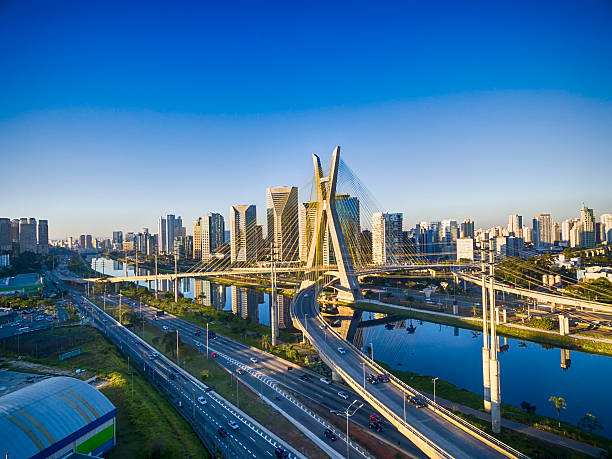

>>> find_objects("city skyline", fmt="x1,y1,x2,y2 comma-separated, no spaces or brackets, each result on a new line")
1,2,611,238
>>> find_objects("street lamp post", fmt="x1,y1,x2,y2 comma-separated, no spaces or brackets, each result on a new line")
176,329,179,364
369,342,374,363
118,292,122,325
403,392,406,422
432,377,439,405
343,399,364,459
360,362,365,388
206,322,209,359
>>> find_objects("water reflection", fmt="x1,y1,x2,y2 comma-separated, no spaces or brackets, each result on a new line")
90,256,293,330
357,311,612,436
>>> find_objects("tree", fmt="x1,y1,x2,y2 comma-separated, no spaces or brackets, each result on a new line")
472,305,477,317
548,396,567,427
578,413,603,434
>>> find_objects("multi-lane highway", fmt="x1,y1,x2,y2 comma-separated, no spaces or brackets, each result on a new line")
293,285,525,459
71,292,305,459
103,293,416,459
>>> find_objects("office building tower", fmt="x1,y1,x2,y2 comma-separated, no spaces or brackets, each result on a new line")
533,214,553,249
372,212,403,264
166,214,176,254
86,235,93,249
202,213,225,262
298,202,318,262
553,222,561,243
112,231,123,244
230,205,257,264
79,235,86,248
193,218,202,260
323,194,360,265
157,216,167,254
38,220,49,254
507,215,522,237
601,214,612,243
19,218,37,253
456,238,474,261
460,219,474,238
266,186,299,262
570,223,582,248
173,236,187,259
10,219,20,244
580,205,595,248
595,222,602,244
0,218,10,251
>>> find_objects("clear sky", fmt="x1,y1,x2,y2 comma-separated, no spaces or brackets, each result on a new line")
1,1,611,239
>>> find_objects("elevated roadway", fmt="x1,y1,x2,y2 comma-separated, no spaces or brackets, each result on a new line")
292,284,528,459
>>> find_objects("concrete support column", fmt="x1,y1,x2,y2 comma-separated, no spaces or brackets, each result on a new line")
331,369,342,383
558,314,569,335
452,304,459,315
482,346,491,412
489,357,501,433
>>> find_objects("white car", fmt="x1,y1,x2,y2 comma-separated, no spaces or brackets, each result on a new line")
162,325,169,331
337,347,346,355
319,324,327,329
197,396,207,405
228,420,240,430
250,357,258,363
337,391,349,400
320,377,332,385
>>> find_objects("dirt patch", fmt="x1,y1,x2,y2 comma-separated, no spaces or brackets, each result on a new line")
2,359,75,376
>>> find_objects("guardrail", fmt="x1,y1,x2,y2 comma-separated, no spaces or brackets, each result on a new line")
80,295,306,459
292,288,530,459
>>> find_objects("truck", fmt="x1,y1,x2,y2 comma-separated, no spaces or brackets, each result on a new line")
156,310,165,317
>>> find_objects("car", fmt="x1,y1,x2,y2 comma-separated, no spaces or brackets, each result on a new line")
149,351,159,360
324,428,337,441
287,366,293,371
369,413,382,423
337,347,346,355
367,374,378,385
227,420,239,430
197,396,208,405
369,420,383,432
337,391,349,400
408,395,426,408
377,374,390,383
217,427,228,438
162,325,169,331
250,357,258,363
169,372,176,380
274,447,290,458
320,377,332,385
319,324,327,329
299,374,310,381
211,352,218,358
195,328,201,336
237,368,245,375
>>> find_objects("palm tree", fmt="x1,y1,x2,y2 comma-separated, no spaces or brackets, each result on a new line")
472,305,478,317
548,396,567,427
578,413,603,434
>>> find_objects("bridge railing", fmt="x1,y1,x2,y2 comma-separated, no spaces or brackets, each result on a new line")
293,289,529,459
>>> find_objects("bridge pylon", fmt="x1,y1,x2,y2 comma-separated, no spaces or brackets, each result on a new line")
305,146,362,303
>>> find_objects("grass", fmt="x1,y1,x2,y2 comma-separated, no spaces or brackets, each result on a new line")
0,326,208,459
350,300,612,357
377,362,612,455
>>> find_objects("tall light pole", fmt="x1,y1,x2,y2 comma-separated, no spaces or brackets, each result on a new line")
403,392,406,422
118,292,122,325
360,362,365,388
176,329,179,364
481,241,491,412
343,399,364,459
369,342,374,363
206,322,209,359
432,377,439,404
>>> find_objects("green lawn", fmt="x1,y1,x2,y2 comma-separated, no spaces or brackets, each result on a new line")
0,326,208,459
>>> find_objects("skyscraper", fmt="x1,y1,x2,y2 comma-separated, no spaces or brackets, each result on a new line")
507,215,522,237
533,214,553,249
166,214,176,254
298,202,318,262
460,219,475,238
38,220,48,254
202,213,225,261
372,212,403,264
19,218,37,253
0,218,10,251
157,216,167,254
193,218,202,260
580,205,595,248
230,205,257,264
266,186,299,262
601,214,612,243
325,194,361,266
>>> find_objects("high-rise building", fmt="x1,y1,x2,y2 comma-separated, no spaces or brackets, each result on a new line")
202,213,225,262
157,216,167,254
298,202,318,262
522,226,532,243
601,214,612,243
324,194,361,265
460,219,474,238
580,205,595,248
359,230,372,264
533,214,553,249
38,220,49,254
266,186,298,262
456,238,474,261
372,212,403,264
166,214,176,254
0,218,10,251
19,218,37,253
10,219,20,244
230,205,257,264
508,215,522,237
553,222,561,243
193,218,203,260
86,235,93,249
112,231,123,250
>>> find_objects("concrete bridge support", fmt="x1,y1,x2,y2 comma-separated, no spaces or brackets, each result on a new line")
558,314,570,336
331,369,343,383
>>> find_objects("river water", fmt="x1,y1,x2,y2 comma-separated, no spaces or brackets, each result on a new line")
90,256,612,436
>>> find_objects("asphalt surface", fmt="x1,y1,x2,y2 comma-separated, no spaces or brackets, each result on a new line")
294,285,511,459
72,293,303,459
104,293,401,459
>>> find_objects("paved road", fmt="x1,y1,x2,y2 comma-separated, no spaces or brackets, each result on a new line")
104,293,398,459
72,293,303,459
294,285,514,459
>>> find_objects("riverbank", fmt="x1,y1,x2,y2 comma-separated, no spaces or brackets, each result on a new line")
377,362,611,456
207,275,296,298
350,300,612,357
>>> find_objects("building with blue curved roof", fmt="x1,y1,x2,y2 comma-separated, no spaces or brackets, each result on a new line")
0,376,116,459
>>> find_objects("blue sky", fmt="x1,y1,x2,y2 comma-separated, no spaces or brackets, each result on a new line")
1,1,611,238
